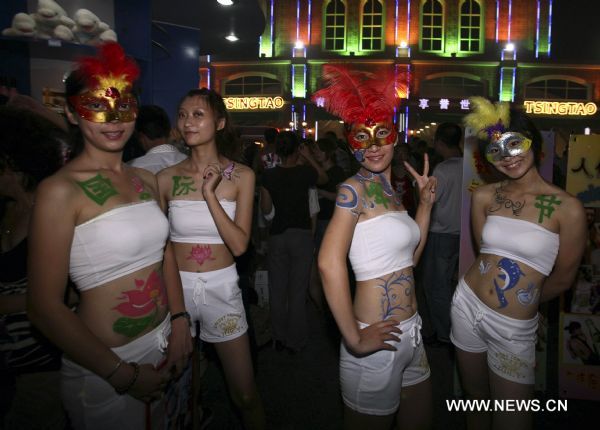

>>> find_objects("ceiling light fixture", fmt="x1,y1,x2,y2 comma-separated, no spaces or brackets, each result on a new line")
217,0,235,6
225,32,239,42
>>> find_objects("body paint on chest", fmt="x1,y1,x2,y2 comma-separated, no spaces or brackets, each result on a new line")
131,176,152,200
534,195,561,223
172,176,197,196
77,174,118,205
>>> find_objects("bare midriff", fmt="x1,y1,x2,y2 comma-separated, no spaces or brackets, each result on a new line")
76,262,169,348
352,267,417,325
464,254,545,320
172,242,234,273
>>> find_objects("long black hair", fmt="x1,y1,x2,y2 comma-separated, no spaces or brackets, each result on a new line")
0,106,66,191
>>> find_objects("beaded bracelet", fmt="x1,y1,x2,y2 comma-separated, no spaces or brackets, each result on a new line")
105,359,124,381
115,362,140,395
170,311,192,327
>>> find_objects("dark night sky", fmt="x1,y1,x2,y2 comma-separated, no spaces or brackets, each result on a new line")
550,0,600,62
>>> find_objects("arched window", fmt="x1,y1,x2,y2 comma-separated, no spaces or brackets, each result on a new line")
524,77,589,100
459,0,482,53
324,0,346,51
421,0,444,52
361,0,384,51
420,74,486,98
223,75,282,96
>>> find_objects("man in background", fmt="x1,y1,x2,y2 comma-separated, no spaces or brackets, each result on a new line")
420,122,463,346
129,105,187,173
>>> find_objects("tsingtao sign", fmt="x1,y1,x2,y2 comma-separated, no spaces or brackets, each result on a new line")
523,100,598,116
224,96,285,110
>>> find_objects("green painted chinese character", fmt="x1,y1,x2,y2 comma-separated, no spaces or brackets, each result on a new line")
172,176,197,196
77,174,118,205
366,182,390,209
534,195,561,223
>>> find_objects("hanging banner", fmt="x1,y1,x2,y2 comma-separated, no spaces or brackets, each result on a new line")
559,312,600,400
566,135,600,207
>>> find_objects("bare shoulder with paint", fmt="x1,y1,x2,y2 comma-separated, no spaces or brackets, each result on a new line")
335,175,365,217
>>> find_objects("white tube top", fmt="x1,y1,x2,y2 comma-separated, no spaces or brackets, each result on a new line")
480,215,559,276
349,211,420,281
168,200,236,244
69,201,169,292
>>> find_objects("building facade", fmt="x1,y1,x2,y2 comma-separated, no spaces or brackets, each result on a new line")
202,0,600,139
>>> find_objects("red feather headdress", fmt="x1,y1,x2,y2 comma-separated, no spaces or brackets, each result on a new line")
311,65,406,125
75,42,140,93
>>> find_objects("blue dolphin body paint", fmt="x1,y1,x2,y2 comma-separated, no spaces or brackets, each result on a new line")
494,258,525,308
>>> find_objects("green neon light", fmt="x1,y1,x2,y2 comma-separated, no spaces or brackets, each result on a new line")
499,67,515,102
292,64,306,98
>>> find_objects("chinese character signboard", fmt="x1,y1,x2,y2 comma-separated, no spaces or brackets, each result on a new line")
566,135,600,208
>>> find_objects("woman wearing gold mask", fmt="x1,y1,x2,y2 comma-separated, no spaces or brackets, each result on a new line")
315,66,436,430
27,43,192,429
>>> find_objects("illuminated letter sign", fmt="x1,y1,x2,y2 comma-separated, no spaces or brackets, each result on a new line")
523,100,598,116
224,96,285,110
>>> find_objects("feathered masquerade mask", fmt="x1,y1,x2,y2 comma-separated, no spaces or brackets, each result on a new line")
463,96,531,163
69,42,140,123
312,65,406,151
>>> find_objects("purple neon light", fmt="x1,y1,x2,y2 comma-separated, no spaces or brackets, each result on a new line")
404,106,409,143
308,0,312,44
548,0,553,56
296,0,300,42
510,68,516,102
394,0,399,45
535,0,540,58
270,0,274,56
495,0,499,42
507,0,512,42
406,0,410,47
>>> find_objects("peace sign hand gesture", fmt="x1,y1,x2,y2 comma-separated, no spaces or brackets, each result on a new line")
404,153,437,207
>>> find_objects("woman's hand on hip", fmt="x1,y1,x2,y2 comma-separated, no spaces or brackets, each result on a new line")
347,319,402,356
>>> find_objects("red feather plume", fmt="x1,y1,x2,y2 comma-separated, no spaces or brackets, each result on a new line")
76,42,140,90
312,65,406,124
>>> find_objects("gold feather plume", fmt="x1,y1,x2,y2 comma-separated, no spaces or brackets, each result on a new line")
463,96,511,141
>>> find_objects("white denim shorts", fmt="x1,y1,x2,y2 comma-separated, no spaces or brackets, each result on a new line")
450,277,538,384
61,315,170,430
339,312,431,416
179,264,248,343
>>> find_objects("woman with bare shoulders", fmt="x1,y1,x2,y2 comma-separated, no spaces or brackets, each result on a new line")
316,66,436,430
157,88,265,429
27,43,192,429
451,98,587,430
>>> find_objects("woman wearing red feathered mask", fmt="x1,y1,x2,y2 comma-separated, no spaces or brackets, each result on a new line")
316,66,436,430
27,43,192,429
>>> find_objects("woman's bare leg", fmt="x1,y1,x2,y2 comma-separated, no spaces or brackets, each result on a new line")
213,334,265,430
455,348,491,430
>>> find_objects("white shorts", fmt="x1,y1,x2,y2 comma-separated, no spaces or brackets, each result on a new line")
179,264,248,343
61,315,170,430
339,312,431,416
450,277,538,384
